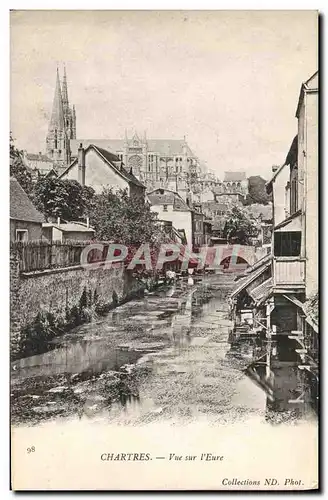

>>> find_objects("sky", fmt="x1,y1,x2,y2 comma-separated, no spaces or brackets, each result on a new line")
10,10,318,179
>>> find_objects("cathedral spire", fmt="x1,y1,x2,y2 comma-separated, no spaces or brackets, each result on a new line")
49,67,64,131
61,64,69,111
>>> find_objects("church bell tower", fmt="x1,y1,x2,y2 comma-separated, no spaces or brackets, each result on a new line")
46,66,76,166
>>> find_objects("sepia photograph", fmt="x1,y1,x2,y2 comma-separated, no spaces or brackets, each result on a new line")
9,9,319,491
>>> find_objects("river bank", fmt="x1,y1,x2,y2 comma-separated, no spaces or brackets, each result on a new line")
11,274,317,427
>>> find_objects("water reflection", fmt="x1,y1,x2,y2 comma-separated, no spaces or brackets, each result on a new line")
11,278,228,424
228,334,318,424
11,275,317,426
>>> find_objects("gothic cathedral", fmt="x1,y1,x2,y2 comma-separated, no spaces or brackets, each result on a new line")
46,67,76,165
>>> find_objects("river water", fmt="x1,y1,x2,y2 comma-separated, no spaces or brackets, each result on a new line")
11,274,317,427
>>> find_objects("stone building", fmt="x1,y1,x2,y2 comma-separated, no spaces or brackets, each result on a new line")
69,133,200,199
214,171,248,195
46,67,76,166
60,143,146,198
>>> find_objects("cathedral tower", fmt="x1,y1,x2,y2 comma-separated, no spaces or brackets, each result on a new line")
46,66,76,165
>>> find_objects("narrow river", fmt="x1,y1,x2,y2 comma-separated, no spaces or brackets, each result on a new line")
11,274,317,427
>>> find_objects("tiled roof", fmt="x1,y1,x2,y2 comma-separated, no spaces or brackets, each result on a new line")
244,253,272,275
26,153,53,163
94,145,145,188
148,189,190,211
202,201,228,210
148,193,175,205
60,144,145,188
231,257,272,299
69,139,195,158
248,277,273,305
224,171,246,182
93,145,122,165
10,177,45,223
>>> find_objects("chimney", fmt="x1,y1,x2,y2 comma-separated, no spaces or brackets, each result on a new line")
86,217,90,229
78,143,86,186
57,217,61,225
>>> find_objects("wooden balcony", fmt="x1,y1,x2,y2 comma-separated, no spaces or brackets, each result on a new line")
273,257,305,289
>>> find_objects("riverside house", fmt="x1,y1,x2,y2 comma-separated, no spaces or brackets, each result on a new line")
60,143,146,199
10,177,45,242
230,71,318,373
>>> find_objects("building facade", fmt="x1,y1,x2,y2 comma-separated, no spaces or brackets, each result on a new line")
148,188,193,249
214,171,248,197
230,71,319,405
69,134,203,199
42,220,95,243
60,143,146,198
10,177,45,241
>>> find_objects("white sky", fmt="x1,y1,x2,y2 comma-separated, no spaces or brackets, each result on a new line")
10,10,318,179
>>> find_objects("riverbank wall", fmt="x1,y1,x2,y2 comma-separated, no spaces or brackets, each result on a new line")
10,249,147,360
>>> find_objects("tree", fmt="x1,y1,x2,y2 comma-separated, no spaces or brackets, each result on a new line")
243,175,272,205
223,204,260,245
88,188,164,245
10,133,34,197
34,177,95,221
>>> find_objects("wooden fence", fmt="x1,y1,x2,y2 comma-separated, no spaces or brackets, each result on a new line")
10,241,185,274
11,240,106,273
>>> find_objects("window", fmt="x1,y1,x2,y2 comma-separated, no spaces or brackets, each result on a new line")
290,166,298,214
274,231,301,257
163,204,168,212
16,229,28,242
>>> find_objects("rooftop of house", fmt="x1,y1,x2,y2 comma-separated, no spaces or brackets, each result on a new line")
25,152,54,163
10,177,45,224
247,203,273,221
266,137,297,193
147,188,191,211
60,144,145,189
94,145,145,188
213,189,244,197
202,201,228,211
296,70,318,118
224,171,247,182
69,138,195,158
43,222,95,233
211,218,226,231
285,135,298,167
